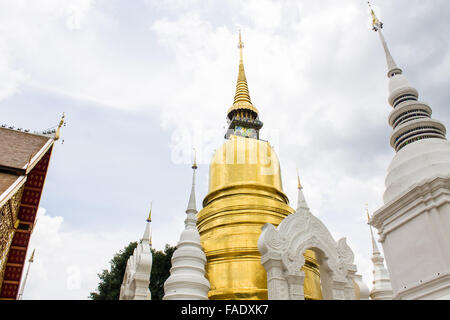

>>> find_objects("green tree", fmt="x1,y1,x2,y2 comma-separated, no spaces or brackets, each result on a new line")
150,244,176,300
89,242,176,300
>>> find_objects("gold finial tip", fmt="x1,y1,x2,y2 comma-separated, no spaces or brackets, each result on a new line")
192,147,198,169
59,112,65,126
29,248,35,262
368,1,383,31
365,203,371,222
147,202,152,222
55,112,66,140
296,168,302,189
238,30,244,49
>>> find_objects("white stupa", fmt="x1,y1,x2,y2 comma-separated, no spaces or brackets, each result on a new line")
366,206,393,300
368,3,450,300
119,208,153,300
163,157,210,300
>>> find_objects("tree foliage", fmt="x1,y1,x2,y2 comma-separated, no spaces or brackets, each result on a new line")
150,244,176,300
89,242,176,300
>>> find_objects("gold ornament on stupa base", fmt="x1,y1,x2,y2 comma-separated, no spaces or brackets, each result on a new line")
197,32,322,300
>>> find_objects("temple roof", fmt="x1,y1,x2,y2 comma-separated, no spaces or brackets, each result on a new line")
0,128,54,202
0,173,19,198
0,128,52,170
0,117,63,299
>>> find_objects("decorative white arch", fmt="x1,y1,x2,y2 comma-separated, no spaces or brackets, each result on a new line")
258,207,357,300
119,239,153,300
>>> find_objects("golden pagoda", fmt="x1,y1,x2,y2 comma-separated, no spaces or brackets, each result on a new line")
197,32,322,300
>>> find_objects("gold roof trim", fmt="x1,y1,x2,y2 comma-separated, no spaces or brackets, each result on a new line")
54,112,65,141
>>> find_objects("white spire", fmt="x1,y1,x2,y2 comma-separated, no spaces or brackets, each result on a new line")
142,202,152,245
186,152,198,214
296,169,309,212
17,249,35,300
119,212,153,300
368,1,446,157
366,205,380,255
367,205,393,300
368,1,402,78
376,29,403,78
163,158,210,300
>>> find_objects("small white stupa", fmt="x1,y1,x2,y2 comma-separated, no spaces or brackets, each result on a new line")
163,155,210,300
119,207,153,300
367,206,393,300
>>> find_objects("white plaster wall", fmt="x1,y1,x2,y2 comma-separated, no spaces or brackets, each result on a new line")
384,139,450,203
375,177,450,299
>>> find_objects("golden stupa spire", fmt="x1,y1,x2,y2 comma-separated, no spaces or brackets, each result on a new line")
234,31,252,106
227,31,258,118
238,30,244,65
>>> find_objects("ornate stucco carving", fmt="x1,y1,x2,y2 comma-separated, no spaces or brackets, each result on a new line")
119,238,153,300
258,204,359,300
0,185,24,289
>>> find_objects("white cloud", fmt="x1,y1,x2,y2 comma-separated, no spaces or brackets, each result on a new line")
0,0,120,105
64,0,93,30
0,39,28,100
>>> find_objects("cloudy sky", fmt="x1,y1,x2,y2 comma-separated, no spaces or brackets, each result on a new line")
1,0,449,299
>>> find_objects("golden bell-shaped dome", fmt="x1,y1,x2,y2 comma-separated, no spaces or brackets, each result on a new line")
198,135,293,300
198,136,322,300
205,135,287,205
